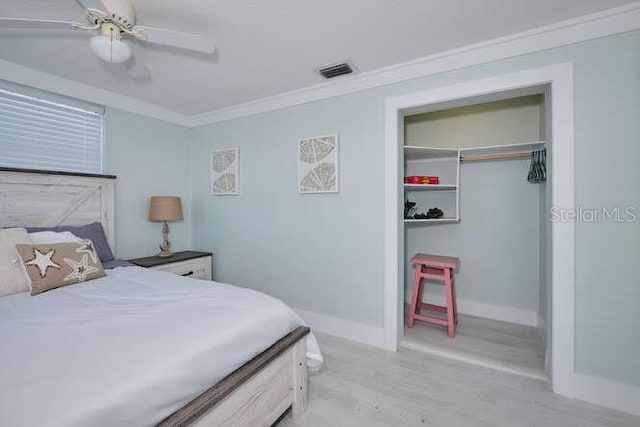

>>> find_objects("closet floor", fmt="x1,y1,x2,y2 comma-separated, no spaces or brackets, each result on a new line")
402,312,546,381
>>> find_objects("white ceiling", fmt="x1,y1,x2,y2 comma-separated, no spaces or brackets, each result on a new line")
0,0,636,116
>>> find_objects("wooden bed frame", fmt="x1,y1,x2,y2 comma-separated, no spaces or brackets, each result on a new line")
0,167,309,426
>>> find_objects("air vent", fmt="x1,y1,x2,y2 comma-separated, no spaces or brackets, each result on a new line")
317,62,355,79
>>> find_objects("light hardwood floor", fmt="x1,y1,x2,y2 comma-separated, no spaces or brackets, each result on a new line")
277,333,639,427
402,314,546,380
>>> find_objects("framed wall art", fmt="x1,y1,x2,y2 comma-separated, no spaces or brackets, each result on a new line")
298,134,339,194
211,148,239,195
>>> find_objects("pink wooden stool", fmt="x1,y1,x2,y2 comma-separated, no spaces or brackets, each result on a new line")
407,253,459,338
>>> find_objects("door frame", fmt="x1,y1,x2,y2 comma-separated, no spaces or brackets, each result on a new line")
383,63,575,397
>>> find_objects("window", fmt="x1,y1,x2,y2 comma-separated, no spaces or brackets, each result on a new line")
0,81,104,174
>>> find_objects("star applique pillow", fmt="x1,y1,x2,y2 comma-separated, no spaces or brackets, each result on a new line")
15,240,106,296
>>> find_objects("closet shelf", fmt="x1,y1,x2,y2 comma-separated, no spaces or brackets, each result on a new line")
404,217,459,224
403,145,461,226
405,141,546,161
404,184,457,191
459,141,546,157
404,146,459,161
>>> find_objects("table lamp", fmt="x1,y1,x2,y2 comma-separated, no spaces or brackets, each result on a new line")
148,196,183,257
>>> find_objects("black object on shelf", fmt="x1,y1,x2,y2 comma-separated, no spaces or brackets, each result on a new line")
413,207,444,219
404,200,417,219
426,208,444,219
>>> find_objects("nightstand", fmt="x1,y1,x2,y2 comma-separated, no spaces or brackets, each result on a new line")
128,251,213,280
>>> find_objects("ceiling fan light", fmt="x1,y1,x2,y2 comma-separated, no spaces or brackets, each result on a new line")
90,35,131,63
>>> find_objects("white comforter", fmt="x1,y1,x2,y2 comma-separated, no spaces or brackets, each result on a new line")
0,266,322,427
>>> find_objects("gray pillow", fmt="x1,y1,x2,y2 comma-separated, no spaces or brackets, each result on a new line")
26,222,115,263
103,259,134,269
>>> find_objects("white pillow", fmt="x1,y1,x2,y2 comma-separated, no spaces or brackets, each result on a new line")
29,231,82,244
0,228,32,297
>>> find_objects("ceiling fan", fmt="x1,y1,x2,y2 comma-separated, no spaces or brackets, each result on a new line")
0,0,215,64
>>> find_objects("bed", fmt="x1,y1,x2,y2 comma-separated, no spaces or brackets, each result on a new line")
0,167,321,426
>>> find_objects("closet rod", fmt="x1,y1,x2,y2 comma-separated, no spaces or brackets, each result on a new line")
460,151,531,162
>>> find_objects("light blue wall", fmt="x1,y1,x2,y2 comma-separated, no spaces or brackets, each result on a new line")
572,33,640,384
190,98,385,325
404,160,541,312
103,108,193,259
190,30,640,386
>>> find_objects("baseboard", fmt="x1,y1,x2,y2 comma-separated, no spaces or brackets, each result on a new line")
409,294,538,327
537,313,547,345
574,374,640,416
536,314,550,376
294,308,386,349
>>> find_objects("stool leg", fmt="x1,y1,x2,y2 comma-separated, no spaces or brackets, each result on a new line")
407,265,422,328
444,267,456,338
451,275,458,326
416,279,424,315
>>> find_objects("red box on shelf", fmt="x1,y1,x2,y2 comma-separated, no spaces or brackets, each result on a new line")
404,176,440,185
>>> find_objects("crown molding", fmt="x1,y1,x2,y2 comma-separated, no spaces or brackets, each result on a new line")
0,59,191,127
188,1,640,127
1,2,639,128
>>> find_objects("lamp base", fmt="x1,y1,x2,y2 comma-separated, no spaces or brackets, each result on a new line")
157,221,172,258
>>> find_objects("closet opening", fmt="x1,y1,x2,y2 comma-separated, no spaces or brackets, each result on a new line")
400,92,551,381
384,65,575,396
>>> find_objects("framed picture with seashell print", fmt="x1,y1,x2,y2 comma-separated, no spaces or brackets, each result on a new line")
298,134,339,194
211,148,239,195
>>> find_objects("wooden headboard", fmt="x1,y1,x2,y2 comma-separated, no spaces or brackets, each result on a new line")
0,168,116,252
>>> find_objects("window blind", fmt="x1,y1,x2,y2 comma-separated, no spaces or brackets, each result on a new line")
0,81,104,174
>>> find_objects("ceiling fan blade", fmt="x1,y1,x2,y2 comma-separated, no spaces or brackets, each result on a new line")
133,26,215,54
0,18,79,30
75,0,105,11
